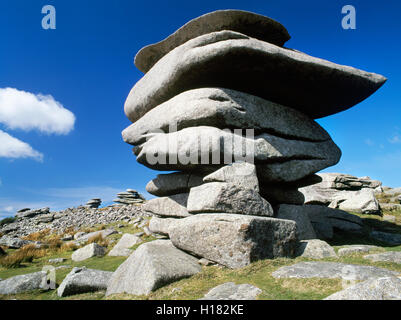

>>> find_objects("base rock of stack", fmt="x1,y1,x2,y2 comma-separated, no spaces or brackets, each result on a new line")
125,30,386,122
167,213,297,268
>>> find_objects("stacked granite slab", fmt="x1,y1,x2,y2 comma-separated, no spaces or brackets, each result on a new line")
121,10,386,268
113,189,145,206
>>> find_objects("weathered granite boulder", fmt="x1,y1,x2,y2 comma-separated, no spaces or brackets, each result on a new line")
134,126,341,183
295,239,338,259
71,243,106,262
108,233,142,257
148,217,178,236
364,251,401,264
57,267,113,297
275,204,316,240
168,214,297,268
325,277,401,300
0,271,47,295
200,282,262,300
272,262,399,280
187,182,273,216
106,240,201,296
48,258,67,264
135,9,291,72
146,172,204,197
0,236,33,249
122,88,332,147
125,30,386,122
203,162,260,192
142,193,190,218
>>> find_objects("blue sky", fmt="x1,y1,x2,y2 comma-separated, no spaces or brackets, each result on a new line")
0,0,400,218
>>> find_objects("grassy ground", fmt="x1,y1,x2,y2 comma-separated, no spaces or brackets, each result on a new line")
1,209,401,300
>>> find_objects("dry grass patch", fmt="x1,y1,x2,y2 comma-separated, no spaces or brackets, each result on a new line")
22,229,51,241
0,244,47,268
88,234,109,248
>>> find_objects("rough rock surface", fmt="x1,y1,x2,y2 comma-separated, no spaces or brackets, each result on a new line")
296,239,338,259
148,217,178,236
338,245,381,257
168,214,297,268
122,88,332,147
259,185,305,205
71,243,106,262
187,182,273,216
200,282,262,300
370,231,401,245
299,173,381,214
15,207,50,220
135,9,291,72
364,251,401,264
304,205,363,239
142,193,190,218
324,277,401,300
146,172,204,197
203,162,260,192
108,233,142,257
125,30,386,122
106,240,201,296
0,272,47,295
134,126,341,183
0,236,33,249
275,204,316,240
272,262,398,280
57,267,113,297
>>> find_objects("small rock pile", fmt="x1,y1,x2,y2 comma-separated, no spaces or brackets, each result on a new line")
113,189,145,206
119,8,386,277
84,198,102,209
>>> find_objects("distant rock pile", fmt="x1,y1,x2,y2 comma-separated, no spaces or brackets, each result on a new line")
85,199,102,209
120,8,386,282
113,189,145,206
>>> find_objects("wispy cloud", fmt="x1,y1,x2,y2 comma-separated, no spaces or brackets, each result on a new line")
0,129,43,161
0,88,75,134
389,134,401,144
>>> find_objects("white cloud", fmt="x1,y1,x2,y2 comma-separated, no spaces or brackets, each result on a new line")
0,87,75,135
0,129,43,161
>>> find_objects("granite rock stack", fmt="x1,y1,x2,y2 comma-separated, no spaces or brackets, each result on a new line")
120,10,386,270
